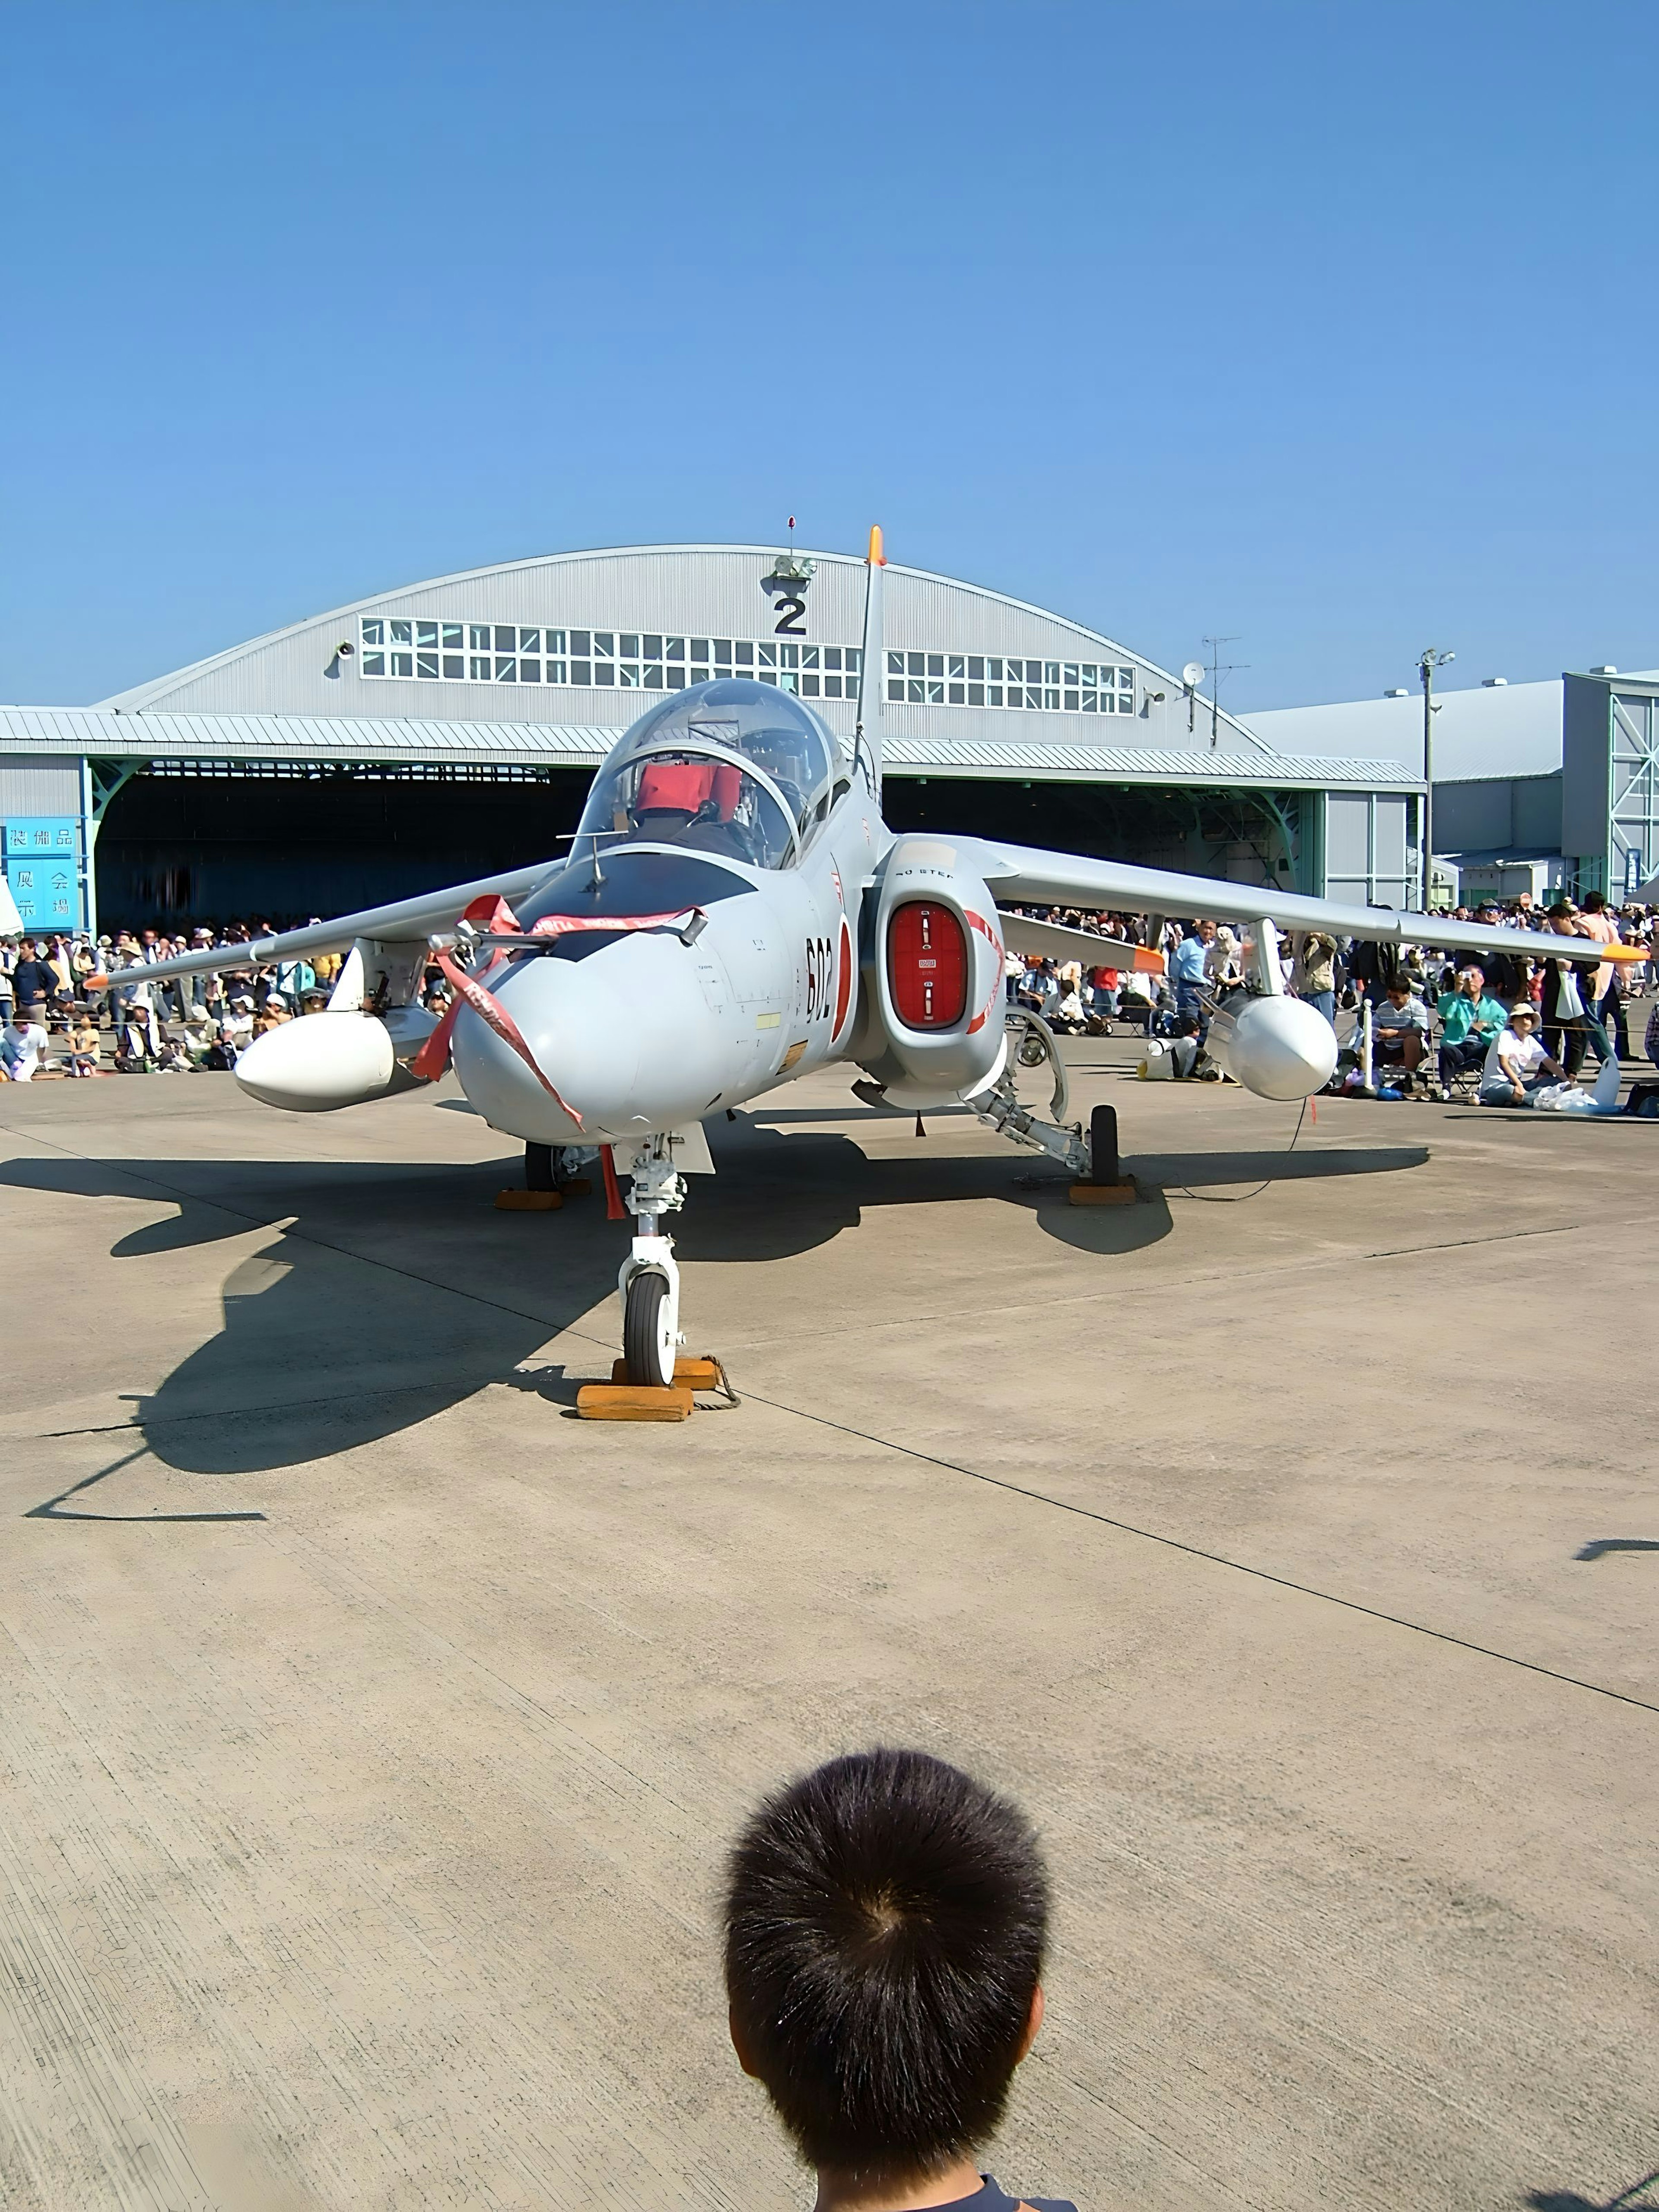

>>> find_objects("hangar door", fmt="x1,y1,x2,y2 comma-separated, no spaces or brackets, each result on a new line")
1322,793,1413,909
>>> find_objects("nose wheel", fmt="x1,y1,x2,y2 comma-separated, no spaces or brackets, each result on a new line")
623,1269,677,1388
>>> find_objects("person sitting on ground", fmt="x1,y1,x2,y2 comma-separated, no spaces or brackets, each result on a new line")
221,994,257,1058
1480,1003,1566,1107
725,1746,1072,2212
0,1009,53,1081
1435,965,1507,1093
1371,973,1430,1087
1049,982,1087,1035
65,1012,103,1076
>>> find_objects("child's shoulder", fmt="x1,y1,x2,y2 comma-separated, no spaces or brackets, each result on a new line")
978,2178,1079,2212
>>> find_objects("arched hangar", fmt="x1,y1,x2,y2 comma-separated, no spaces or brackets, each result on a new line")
0,543,1420,930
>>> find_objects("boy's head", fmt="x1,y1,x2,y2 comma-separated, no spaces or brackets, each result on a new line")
724,1747,1048,2189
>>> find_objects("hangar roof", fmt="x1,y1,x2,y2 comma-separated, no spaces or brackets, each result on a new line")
0,704,1418,791
83,541,1291,765
1246,678,1566,782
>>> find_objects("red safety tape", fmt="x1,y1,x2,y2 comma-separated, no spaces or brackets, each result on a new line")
409,895,520,1084
528,907,699,940
432,947,585,1127
601,1143,625,1220
409,995,462,1083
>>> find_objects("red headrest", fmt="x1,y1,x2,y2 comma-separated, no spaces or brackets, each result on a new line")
637,761,717,815
710,763,743,821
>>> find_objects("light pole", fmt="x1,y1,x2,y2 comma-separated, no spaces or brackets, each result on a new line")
1417,647,1453,906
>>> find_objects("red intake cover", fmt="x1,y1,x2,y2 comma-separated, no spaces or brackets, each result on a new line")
887,901,966,1028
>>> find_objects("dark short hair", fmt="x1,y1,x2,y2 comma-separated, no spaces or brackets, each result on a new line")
1386,973,1411,991
724,1748,1048,2184
1581,891,1606,912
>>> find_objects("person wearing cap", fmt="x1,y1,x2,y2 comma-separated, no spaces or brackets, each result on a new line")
1480,1003,1567,1107
1540,901,1608,1076
1435,965,1507,1093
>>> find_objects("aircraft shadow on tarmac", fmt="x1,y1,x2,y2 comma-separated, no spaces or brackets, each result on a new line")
1526,2174,1659,2212
1,1119,1427,1480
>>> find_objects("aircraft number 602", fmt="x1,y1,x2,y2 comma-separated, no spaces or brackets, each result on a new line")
804,934,834,1021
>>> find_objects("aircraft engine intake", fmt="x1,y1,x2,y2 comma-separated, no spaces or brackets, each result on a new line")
849,838,1007,1109
1206,992,1338,1101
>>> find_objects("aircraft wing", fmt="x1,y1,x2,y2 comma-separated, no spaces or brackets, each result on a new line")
997,910,1164,973
957,836,1623,969
107,861,558,983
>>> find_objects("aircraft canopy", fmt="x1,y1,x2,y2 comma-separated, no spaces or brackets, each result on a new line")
578,679,842,866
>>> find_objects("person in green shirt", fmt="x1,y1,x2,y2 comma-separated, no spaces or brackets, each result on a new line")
1436,963,1509,1093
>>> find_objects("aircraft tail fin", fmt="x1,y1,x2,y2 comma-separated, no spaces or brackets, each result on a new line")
854,523,886,799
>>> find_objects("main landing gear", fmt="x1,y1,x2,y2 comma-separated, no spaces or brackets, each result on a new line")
973,1011,1136,1203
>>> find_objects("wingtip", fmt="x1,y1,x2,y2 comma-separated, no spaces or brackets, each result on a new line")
867,524,886,567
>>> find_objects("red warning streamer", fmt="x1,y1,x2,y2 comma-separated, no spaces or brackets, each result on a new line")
431,947,585,1128
600,1143,625,1220
410,893,585,1127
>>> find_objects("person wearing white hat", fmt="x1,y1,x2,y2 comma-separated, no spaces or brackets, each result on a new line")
1479,1003,1566,1107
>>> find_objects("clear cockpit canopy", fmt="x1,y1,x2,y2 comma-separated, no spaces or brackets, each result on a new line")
574,680,841,869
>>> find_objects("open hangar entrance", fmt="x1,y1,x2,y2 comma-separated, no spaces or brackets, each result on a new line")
93,760,594,929
89,760,1373,929
885,774,1318,895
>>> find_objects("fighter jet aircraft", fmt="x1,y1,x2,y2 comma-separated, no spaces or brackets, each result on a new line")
133,530,1631,1385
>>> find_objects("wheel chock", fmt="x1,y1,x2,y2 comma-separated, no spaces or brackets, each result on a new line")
1068,1178,1137,1205
576,1383,695,1421
496,1188,563,1211
608,1355,725,1389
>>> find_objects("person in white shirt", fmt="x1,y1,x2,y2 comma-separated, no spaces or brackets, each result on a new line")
1480,1004,1566,1106
0,1016,51,1081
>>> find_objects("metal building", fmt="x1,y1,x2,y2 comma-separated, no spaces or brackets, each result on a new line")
1251,666,1659,905
0,543,1419,931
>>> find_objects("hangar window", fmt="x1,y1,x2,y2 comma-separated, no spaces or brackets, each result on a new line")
881,644,1136,713
356,614,862,696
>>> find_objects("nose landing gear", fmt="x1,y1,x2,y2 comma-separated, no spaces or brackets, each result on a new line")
618,1139,686,1388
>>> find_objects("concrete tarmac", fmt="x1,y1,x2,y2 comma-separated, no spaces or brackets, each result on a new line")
1,1047,1656,2211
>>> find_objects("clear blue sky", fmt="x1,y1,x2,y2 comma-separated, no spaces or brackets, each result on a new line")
3,0,1655,716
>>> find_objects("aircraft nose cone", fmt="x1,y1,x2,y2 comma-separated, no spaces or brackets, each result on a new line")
449,931,735,1144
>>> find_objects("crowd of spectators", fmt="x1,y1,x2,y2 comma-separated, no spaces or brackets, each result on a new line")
1002,892,1659,1104
0,920,454,1082
3,896,1655,1107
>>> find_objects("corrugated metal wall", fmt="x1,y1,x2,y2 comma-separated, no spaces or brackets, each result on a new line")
0,754,83,811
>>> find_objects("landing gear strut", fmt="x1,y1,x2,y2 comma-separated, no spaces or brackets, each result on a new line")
618,1137,686,1386
973,1011,1090,1176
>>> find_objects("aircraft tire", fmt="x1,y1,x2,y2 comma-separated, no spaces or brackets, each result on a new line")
525,1141,556,1192
1089,1102,1121,1185
624,1271,674,1389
